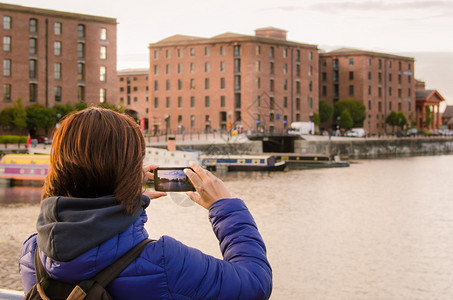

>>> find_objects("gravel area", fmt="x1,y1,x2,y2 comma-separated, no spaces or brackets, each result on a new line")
0,204,40,292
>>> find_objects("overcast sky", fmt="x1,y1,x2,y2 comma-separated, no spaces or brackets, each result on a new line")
4,0,453,106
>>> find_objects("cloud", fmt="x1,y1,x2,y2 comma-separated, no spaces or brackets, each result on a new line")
263,0,453,14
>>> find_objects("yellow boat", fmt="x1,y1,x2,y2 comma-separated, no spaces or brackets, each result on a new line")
0,154,50,181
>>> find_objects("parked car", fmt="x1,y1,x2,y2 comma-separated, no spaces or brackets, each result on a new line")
345,128,366,137
406,128,418,137
32,135,48,144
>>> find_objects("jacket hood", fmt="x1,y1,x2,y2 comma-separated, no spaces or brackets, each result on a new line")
36,194,150,262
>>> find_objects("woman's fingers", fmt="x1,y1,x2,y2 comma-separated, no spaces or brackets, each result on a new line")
144,190,167,199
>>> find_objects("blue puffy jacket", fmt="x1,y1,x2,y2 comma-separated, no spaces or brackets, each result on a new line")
19,195,272,299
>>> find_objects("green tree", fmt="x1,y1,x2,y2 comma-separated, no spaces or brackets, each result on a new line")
334,99,366,127
75,101,89,111
53,103,75,120
25,105,56,133
339,110,353,130
424,106,433,127
386,111,408,131
0,99,27,131
319,100,333,123
311,113,320,127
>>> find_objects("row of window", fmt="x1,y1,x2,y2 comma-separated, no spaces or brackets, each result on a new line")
153,61,312,77
2,83,107,103
2,36,108,60
322,84,412,99
322,71,412,84
329,58,412,71
153,45,313,63
2,15,108,40
3,59,107,82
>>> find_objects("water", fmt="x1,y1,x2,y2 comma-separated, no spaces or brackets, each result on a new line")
2,155,453,299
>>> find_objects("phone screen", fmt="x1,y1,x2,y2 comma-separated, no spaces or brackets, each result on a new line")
153,167,196,192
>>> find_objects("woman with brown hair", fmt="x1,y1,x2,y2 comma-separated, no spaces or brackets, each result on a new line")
19,107,272,299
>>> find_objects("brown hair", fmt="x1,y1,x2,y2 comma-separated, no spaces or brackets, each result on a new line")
42,107,146,215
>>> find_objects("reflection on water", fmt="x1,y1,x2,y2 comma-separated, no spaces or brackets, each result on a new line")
0,180,42,205
2,155,453,299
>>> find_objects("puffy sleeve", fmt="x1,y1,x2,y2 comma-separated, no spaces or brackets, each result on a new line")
163,198,272,299
18,233,38,293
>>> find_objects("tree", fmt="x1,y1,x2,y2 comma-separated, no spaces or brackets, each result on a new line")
386,111,408,131
339,110,353,130
319,100,333,123
334,99,366,127
311,113,320,127
0,99,27,131
424,106,433,128
25,104,56,134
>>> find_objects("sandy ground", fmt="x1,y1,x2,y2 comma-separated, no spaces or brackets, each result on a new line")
0,204,40,292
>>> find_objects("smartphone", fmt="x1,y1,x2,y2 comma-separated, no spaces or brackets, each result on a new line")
153,167,196,192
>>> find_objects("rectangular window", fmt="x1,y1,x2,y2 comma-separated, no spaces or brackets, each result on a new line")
220,77,225,89
78,86,85,101
100,66,106,82
234,45,241,56
29,59,37,79
220,95,225,107
235,75,241,91
220,61,225,72
190,63,195,73
190,96,195,107
100,88,106,103
296,98,300,110
78,43,85,59
3,36,11,52
308,97,313,110
178,63,182,74
3,84,11,102
3,59,11,77
283,63,288,74
29,19,37,33
389,73,392,81
166,64,170,74
309,81,313,92
205,46,210,56
368,100,371,110
309,51,313,61
296,81,300,94
308,65,313,76
296,64,300,77
154,80,158,91
322,86,327,97
283,79,288,91
349,71,354,80
270,97,274,109
190,79,195,89
54,63,61,80
165,49,170,59
78,24,85,39
77,63,84,81
257,77,261,89
154,97,159,108
178,49,182,58
283,48,288,58
100,46,107,59
55,86,62,102
235,59,241,73
3,16,11,30
191,115,195,128
166,97,170,108
296,49,300,62
166,79,170,91
54,41,61,55
368,72,371,80
205,78,209,90
178,96,182,108
205,96,210,107
270,62,274,74
178,79,182,90
29,83,37,103
270,79,274,92
154,50,158,59
269,47,274,59
349,58,354,66
29,38,37,55
284,96,288,108
205,62,210,73
54,22,62,35
190,48,195,56
256,61,261,72
220,46,225,56
349,85,354,96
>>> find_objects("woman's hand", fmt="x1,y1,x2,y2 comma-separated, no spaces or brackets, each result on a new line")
143,164,167,199
184,161,231,210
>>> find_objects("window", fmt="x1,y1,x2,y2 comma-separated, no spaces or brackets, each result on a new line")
154,80,158,91
270,79,274,92
190,48,195,56
349,85,354,96
78,43,85,59
269,47,274,59
296,98,300,110
52,86,61,102
368,100,371,110
100,66,106,82
235,59,241,73
205,96,210,107
78,24,85,39
3,16,11,30
368,58,372,66
234,45,241,56
309,81,313,92
78,86,85,101
234,75,241,91
166,64,170,74
54,41,61,55
220,61,225,72
29,83,37,103
322,86,327,97
322,72,327,81
256,46,261,55
368,72,371,80
309,51,313,61
220,95,225,107
190,63,195,73
191,115,195,128
308,97,313,110
29,59,37,79
205,62,210,73
190,79,195,89
269,62,274,74
368,86,372,95
296,81,300,94
296,50,300,62
220,77,225,89
284,96,288,108
205,47,210,56
178,79,182,90
3,84,11,102
349,71,354,80
100,46,107,59
308,65,313,76
165,49,170,59
178,63,182,74
283,64,287,74
54,63,61,80
283,48,288,58
220,46,225,56
190,96,195,107
270,97,274,109
296,64,300,76
283,79,288,91
205,78,209,90
54,22,62,35
166,97,170,108
256,61,261,72
154,65,158,75
29,38,37,55
77,63,84,81
178,97,182,108
178,49,182,58
154,50,158,59
29,19,37,33
166,79,170,91
3,36,11,52
3,59,11,77
257,77,261,89
389,73,392,81
349,58,354,66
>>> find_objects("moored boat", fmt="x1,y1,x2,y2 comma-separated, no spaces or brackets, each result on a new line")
272,153,349,169
0,154,50,181
200,154,286,172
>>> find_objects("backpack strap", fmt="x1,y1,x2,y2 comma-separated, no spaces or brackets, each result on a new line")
34,246,50,285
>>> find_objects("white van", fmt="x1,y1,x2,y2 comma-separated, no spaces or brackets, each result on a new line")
345,128,366,137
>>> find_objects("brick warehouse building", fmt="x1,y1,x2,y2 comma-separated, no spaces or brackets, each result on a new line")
148,27,318,135
117,68,150,131
0,3,117,113
319,48,415,134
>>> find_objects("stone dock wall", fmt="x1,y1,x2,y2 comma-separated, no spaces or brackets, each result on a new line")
295,137,453,159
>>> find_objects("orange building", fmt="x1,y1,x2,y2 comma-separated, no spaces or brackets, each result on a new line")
117,68,149,131
0,3,118,112
319,48,415,134
415,80,444,130
148,27,318,135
